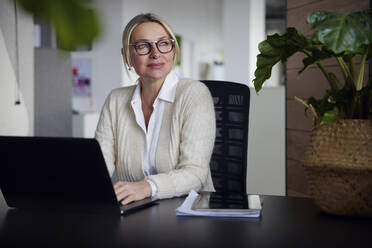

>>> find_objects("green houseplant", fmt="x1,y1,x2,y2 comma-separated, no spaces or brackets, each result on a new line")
15,0,101,51
253,10,372,217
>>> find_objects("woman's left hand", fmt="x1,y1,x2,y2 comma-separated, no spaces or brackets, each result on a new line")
113,180,152,205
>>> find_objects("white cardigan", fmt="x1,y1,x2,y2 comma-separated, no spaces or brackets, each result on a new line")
95,78,216,199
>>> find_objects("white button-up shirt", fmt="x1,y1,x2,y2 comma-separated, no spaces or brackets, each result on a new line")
130,71,179,197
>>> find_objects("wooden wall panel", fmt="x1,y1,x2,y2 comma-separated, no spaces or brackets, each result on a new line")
285,0,370,197
287,0,319,10
287,130,311,161
286,99,313,131
287,159,309,197
287,65,339,100
287,54,339,71
288,54,369,71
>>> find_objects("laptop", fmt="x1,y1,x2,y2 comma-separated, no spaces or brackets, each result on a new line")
0,136,157,215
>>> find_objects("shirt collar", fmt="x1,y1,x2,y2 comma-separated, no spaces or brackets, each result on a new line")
131,81,142,105
131,70,179,105
157,70,178,103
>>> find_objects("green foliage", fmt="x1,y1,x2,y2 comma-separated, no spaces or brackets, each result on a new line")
254,28,311,92
320,110,343,125
16,0,101,51
308,11,372,54
253,10,372,125
175,34,182,66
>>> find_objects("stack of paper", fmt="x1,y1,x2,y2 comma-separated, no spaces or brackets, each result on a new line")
176,190,262,218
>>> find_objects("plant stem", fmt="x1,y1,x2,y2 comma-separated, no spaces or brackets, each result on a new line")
336,57,354,87
302,50,336,89
315,62,334,87
368,82,372,119
349,57,355,81
294,96,319,126
315,61,342,91
356,48,368,91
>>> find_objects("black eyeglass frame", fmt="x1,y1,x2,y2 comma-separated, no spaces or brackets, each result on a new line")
130,38,175,55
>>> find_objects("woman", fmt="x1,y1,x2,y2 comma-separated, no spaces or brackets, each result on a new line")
95,13,215,205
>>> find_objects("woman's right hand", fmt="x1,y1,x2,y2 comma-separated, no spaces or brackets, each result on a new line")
114,180,152,205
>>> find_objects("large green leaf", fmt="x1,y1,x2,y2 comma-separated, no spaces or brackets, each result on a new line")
307,11,372,54
253,28,311,93
16,0,101,51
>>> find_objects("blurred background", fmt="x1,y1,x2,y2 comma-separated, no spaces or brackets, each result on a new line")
0,0,286,196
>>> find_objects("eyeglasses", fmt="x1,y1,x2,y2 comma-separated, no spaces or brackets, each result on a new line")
130,38,175,55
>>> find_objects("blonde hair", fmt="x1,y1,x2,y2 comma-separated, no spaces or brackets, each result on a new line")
122,13,179,73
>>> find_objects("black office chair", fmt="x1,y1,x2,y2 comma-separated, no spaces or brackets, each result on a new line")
201,80,250,195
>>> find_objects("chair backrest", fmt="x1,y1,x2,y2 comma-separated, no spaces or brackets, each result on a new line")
201,80,250,195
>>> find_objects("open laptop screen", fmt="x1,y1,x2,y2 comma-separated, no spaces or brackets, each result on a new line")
0,136,121,215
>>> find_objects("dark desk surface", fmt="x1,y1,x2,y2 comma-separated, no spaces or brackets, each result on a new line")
0,192,371,248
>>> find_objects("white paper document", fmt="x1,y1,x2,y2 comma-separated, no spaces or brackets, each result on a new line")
176,190,262,218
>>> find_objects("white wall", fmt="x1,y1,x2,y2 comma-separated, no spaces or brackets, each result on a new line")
0,27,28,135
248,0,266,86
247,86,286,195
34,48,72,137
223,0,250,84
72,0,124,113
0,0,34,136
223,0,285,196
72,112,99,138
223,0,265,85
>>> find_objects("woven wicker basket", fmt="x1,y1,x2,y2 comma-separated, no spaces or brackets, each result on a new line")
303,120,372,217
